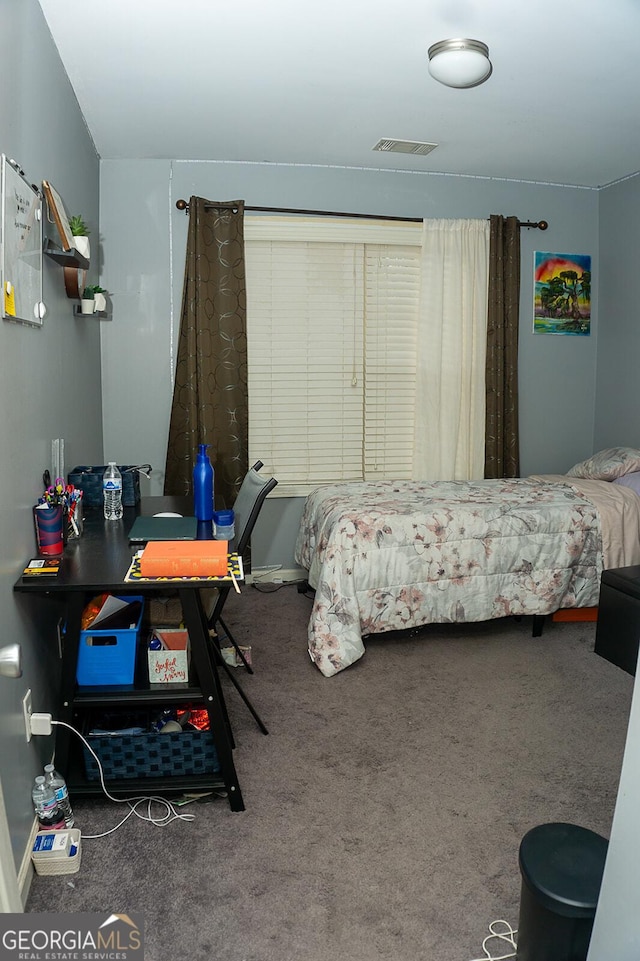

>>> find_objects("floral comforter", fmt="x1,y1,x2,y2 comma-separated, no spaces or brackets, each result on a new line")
294,476,640,677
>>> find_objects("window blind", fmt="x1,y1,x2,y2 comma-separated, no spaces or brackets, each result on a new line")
363,245,420,479
245,218,422,496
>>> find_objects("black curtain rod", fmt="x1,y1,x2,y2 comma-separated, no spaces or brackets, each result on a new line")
175,199,548,230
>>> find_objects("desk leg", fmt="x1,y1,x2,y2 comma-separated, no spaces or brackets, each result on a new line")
56,593,85,775
179,589,245,812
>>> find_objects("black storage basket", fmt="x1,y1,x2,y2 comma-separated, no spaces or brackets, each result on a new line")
68,466,144,508
82,716,219,780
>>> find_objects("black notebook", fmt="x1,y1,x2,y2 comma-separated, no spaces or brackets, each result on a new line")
128,515,198,543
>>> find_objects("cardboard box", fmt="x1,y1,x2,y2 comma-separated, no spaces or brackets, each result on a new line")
148,628,190,683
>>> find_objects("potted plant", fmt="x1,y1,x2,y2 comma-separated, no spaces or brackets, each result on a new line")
92,285,107,313
80,284,107,315
69,215,90,259
80,285,95,314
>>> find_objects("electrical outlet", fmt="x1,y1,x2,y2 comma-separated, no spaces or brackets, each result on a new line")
22,689,32,742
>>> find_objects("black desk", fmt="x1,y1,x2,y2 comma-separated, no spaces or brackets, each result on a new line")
595,566,640,676
14,497,245,811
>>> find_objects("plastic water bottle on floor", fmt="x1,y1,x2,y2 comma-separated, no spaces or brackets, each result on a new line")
103,462,123,520
32,775,65,830
44,763,74,827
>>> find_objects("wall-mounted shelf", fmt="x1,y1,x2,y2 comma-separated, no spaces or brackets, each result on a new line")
73,306,108,320
43,237,89,270
43,238,90,300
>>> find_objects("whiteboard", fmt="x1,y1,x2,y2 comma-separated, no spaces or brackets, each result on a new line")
1,155,44,326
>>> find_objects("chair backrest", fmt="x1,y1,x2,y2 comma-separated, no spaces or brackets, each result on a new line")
232,461,278,556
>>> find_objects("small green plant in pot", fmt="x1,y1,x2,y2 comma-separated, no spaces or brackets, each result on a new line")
82,285,105,298
69,215,90,259
69,215,90,237
81,284,107,315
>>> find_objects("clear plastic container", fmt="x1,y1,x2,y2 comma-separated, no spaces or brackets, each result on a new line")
213,509,234,540
103,462,123,520
32,775,65,830
44,764,74,827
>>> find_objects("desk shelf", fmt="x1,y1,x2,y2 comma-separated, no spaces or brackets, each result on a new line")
73,682,206,707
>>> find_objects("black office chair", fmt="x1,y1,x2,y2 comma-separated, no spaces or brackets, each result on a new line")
203,461,277,734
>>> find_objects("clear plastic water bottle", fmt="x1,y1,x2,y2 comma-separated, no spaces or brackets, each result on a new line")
103,462,123,520
44,763,74,827
32,775,65,830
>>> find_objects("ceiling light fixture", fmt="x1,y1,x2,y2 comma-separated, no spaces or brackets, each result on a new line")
427,38,492,89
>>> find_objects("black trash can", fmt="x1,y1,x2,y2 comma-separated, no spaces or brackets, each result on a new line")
516,822,608,961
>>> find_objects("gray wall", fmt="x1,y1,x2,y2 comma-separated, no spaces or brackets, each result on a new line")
593,173,640,448
0,0,102,894
100,160,600,568
586,174,640,959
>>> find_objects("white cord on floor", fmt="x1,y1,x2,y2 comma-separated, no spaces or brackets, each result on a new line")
52,719,197,838
468,919,517,961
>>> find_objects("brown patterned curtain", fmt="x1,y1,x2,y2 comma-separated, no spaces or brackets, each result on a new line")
485,215,520,478
164,197,248,508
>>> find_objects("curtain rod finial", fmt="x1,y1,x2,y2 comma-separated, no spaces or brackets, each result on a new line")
519,218,548,230
176,198,189,212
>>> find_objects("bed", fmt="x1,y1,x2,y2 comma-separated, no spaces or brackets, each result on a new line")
294,448,640,677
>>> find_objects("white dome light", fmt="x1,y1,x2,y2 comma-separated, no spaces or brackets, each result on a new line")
427,39,492,89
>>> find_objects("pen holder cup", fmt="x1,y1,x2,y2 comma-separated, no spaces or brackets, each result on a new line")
33,505,65,556
65,497,83,540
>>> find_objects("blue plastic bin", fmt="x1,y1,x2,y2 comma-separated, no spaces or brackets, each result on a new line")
76,596,144,686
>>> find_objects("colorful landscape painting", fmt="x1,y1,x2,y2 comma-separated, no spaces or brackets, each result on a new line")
533,251,591,335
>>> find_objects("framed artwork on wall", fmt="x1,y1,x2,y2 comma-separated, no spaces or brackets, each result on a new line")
533,251,591,335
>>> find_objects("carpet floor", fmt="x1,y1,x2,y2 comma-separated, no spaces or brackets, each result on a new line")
26,584,633,961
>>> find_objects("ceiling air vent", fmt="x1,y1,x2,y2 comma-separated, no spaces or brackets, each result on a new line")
373,138,438,156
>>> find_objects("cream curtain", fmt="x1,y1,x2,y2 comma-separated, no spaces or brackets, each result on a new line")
413,219,490,480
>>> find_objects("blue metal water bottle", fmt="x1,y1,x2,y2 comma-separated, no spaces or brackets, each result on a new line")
193,444,214,521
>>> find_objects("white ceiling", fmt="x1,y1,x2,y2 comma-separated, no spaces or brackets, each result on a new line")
38,0,640,189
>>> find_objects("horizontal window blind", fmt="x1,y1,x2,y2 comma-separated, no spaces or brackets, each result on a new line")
245,218,422,496
363,245,419,479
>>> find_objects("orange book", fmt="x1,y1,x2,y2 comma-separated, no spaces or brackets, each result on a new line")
139,540,228,577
